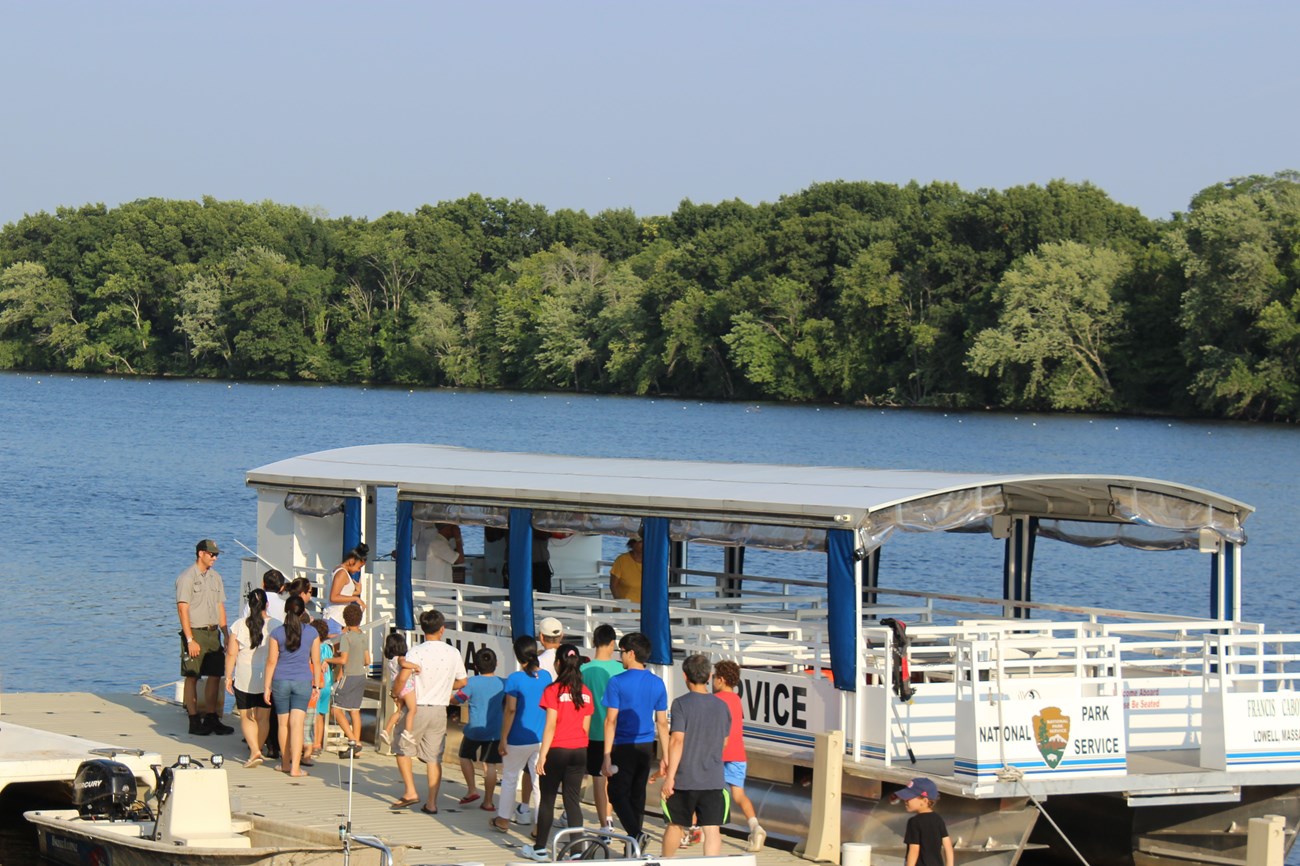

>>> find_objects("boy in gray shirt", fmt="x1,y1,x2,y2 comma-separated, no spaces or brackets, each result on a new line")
660,653,731,857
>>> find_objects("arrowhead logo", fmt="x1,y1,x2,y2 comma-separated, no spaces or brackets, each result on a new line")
1033,706,1070,769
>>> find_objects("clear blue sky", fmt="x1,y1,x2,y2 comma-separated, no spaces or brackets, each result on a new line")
1,1,1295,227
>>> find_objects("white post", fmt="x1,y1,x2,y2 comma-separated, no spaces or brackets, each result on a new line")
1246,815,1285,866
854,552,864,763
1233,542,1243,622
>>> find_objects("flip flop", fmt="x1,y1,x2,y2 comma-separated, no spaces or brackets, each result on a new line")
286,769,309,778
243,755,264,768
421,805,439,815
481,802,496,811
390,797,420,810
299,758,316,767
491,817,511,833
458,793,481,805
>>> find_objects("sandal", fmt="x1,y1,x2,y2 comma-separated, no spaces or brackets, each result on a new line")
491,817,511,833
458,792,481,805
481,801,496,811
243,754,264,769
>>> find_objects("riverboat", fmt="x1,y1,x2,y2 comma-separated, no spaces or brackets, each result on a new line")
243,444,1300,866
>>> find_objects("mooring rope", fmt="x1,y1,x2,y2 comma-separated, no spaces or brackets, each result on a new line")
996,764,1093,866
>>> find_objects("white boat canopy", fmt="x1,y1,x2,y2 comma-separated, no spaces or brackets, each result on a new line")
246,443,1251,546
247,444,1255,674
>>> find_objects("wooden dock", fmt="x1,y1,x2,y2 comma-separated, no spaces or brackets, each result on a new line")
1,692,809,866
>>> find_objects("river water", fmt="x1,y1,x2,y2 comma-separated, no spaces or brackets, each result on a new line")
2,370,1299,695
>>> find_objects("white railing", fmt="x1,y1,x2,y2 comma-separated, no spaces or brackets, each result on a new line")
356,562,1300,779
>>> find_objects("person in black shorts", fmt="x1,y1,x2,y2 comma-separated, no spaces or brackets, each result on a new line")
454,647,505,809
893,777,954,866
659,653,731,857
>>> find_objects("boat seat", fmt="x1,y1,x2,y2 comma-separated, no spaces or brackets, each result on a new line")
155,768,251,849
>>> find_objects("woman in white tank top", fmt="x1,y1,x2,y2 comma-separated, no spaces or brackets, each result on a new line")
325,543,369,633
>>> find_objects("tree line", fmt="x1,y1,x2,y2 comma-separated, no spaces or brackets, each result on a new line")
1,171,1298,420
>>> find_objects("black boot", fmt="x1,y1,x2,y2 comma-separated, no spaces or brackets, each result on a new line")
188,714,211,736
205,713,234,735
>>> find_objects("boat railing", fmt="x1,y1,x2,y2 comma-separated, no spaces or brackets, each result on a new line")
1197,632,1300,770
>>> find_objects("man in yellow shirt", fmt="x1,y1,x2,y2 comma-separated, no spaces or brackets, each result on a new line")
609,537,643,603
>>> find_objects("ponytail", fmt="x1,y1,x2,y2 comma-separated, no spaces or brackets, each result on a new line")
245,588,267,650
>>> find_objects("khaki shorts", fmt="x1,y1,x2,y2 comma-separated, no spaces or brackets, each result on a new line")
180,628,224,677
394,705,447,764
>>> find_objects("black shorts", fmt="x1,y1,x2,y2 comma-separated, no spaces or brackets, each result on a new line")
234,688,270,711
662,788,730,828
586,740,606,776
458,736,502,764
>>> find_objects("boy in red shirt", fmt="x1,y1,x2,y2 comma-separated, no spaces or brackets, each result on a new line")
713,660,766,851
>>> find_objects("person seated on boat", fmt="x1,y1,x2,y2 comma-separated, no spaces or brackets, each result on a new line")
420,523,464,582
225,588,278,768
609,536,643,604
325,543,369,635
176,538,235,737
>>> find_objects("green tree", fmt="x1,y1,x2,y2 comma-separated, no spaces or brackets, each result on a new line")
0,261,89,367
968,241,1129,410
1172,173,1300,419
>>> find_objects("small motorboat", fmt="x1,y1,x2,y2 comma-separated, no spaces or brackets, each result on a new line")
25,754,404,866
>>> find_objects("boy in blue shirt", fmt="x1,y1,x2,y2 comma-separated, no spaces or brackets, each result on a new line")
601,632,669,848
453,647,506,809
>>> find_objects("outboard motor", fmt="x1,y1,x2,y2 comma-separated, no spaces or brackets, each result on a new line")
73,759,138,820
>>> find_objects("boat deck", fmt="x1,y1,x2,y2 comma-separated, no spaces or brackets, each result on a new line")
1,691,808,866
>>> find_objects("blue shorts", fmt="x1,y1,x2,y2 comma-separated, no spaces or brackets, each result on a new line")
271,678,313,713
724,760,747,788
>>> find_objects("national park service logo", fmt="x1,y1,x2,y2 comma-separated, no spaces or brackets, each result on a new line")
1033,706,1070,769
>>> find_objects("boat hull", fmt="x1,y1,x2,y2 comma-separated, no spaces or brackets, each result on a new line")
27,810,403,866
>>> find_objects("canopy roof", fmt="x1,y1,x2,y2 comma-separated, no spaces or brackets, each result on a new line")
247,444,1253,539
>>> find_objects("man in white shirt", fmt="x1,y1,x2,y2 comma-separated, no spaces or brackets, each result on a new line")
390,608,468,813
420,523,464,582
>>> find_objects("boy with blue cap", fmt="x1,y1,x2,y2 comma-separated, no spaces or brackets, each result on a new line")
893,777,953,866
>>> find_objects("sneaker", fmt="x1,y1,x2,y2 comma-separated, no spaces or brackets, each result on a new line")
554,812,569,829
519,844,549,862
746,824,767,852
205,714,235,735
513,803,533,824
601,816,615,832
633,833,649,856
399,730,415,746
379,730,392,745
682,826,701,848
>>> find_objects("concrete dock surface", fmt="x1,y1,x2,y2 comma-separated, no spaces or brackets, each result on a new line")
2,692,811,866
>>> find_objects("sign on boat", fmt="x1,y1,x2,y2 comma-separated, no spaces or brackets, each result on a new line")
244,444,1300,866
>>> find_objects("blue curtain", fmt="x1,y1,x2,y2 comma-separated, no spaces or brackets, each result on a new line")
395,501,414,630
642,517,672,665
508,508,535,639
827,529,857,691
343,496,362,561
